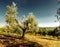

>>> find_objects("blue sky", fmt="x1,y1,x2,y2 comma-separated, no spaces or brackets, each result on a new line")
0,0,59,27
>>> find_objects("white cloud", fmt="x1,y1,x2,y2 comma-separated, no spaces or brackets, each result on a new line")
0,22,59,28
38,22,59,27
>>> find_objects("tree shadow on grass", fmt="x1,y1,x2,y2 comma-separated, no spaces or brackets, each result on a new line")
19,41,43,47
2,39,43,47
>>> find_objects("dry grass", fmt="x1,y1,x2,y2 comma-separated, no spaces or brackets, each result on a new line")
25,34,60,47
0,34,59,47
0,35,42,47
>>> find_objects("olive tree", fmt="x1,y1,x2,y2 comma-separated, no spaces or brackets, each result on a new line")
5,2,39,38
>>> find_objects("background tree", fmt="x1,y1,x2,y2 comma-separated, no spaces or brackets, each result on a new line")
57,0,60,3
54,0,60,36
55,0,60,26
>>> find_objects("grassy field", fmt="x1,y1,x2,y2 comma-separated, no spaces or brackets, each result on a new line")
0,28,60,47
25,34,60,47
0,33,59,47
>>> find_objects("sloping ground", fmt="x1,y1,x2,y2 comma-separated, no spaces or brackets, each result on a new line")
0,34,60,47
25,34,60,47
0,36,43,47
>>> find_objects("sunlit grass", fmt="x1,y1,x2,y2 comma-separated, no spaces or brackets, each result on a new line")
25,34,60,47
